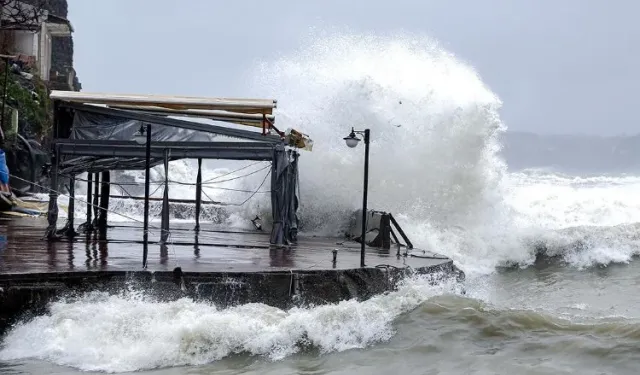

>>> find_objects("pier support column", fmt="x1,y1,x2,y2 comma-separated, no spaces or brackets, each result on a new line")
98,171,110,240
160,150,170,245
59,174,77,237
80,173,93,233
194,158,202,232
98,171,110,231
45,145,60,240
91,172,100,227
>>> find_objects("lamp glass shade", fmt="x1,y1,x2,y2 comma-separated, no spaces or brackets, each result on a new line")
133,132,147,145
344,136,360,148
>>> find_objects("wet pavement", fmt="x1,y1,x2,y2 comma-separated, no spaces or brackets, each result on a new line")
0,217,452,275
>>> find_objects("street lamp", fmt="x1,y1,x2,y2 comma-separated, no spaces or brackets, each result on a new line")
134,124,147,145
134,123,152,268
343,127,370,268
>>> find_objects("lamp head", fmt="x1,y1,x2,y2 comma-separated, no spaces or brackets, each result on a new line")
251,215,263,231
133,125,147,145
343,128,361,148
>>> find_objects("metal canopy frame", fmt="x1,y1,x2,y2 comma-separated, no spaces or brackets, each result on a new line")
57,140,275,162
45,92,300,253
51,98,284,176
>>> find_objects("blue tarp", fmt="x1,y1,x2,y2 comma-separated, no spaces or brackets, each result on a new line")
0,149,9,185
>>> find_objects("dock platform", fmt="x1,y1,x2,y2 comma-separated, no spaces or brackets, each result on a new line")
0,217,462,334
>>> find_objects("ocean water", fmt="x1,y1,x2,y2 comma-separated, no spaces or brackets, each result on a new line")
2,31,640,374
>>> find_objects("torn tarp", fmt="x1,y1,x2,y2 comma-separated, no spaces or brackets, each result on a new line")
70,110,219,142
269,145,299,245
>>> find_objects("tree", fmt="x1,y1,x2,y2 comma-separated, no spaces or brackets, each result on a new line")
0,0,48,31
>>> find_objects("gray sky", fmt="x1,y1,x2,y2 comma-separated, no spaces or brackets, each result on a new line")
67,0,639,136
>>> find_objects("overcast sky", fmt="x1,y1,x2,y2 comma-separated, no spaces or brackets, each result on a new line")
67,0,639,136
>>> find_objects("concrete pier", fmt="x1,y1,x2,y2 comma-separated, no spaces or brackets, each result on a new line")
0,218,463,334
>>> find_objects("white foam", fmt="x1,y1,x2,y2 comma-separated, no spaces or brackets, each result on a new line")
0,275,462,373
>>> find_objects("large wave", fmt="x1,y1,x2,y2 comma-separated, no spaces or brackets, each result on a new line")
52,31,640,274
6,31,640,373
0,274,463,373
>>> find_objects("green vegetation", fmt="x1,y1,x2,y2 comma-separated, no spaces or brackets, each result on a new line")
1,64,51,145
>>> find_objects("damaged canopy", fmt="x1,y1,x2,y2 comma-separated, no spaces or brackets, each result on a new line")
54,103,282,174
45,92,301,247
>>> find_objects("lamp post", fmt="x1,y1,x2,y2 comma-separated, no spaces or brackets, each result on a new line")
134,124,152,268
343,127,370,268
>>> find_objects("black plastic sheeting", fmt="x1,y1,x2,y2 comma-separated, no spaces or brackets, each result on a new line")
58,109,275,173
269,148,299,245
47,109,301,248
70,110,219,143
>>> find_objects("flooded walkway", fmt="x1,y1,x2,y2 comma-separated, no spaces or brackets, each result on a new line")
0,217,452,275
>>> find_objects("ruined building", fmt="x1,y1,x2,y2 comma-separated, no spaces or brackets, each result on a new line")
0,0,81,91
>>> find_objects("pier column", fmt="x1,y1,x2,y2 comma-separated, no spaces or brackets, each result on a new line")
98,171,110,231
91,172,100,227
81,173,93,233
45,145,59,239
59,174,77,237
160,150,170,244
194,158,202,232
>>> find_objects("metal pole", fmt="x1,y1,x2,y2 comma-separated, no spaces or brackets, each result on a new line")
85,173,92,232
92,172,100,226
160,149,169,244
142,124,151,268
66,174,76,236
45,145,60,239
194,158,202,231
360,129,370,267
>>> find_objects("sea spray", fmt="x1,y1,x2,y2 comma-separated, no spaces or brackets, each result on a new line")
48,31,640,272
250,32,508,232
248,31,640,272
248,31,529,274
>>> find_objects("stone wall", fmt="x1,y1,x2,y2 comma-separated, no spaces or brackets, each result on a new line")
48,0,81,91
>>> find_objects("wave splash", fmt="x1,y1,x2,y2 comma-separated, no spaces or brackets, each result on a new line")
246,31,640,273
0,275,462,373
248,31,527,275
3,275,640,373
52,31,640,273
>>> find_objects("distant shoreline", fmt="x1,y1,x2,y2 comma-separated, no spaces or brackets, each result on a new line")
500,131,640,173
